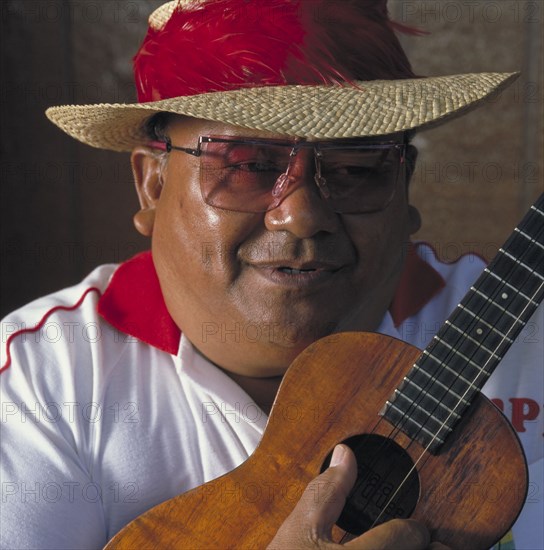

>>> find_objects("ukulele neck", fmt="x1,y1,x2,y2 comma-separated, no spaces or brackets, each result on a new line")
382,194,544,453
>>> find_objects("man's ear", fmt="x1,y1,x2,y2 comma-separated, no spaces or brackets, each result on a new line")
408,204,422,235
131,146,165,237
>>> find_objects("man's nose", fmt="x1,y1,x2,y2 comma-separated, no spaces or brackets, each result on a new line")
264,149,339,238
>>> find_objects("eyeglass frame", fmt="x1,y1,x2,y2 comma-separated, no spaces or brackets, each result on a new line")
147,134,409,214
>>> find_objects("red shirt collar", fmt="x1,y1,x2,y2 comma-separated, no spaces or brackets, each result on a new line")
98,245,445,355
389,242,446,326
97,252,181,355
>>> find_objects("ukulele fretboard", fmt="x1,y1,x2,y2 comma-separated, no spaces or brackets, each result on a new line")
382,194,544,452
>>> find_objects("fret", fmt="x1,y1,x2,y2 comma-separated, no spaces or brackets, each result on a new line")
507,224,544,247
502,231,544,274
424,335,483,378
423,347,481,387
425,335,496,385
488,253,544,295
472,275,538,319
498,249,544,280
454,304,513,344
531,204,544,217
387,365,473,452
401,375,470,412
384,401,448,443
411,361,472,404
444,321,503,359
397,378,461,416
381,194,544,454
462,288,528,340
484,269,539,306
430,337,494,381
520,207,544,238
515,228,544,252
470,288,522,322
390,390,460,426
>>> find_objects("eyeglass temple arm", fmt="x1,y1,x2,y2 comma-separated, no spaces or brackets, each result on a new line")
146,141,200,157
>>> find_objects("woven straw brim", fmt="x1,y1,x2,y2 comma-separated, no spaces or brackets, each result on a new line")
46,72,518,152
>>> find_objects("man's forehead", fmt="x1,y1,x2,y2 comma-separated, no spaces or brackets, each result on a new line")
163,114,406,144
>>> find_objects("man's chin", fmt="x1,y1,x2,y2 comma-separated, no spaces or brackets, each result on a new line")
216,335,325,378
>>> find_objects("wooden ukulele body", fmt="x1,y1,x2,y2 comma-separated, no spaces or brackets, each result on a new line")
106,332,527,549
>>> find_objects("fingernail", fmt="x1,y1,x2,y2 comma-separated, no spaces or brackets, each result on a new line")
330,444,345,467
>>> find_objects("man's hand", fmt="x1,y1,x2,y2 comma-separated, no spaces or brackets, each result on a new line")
268,444,449,549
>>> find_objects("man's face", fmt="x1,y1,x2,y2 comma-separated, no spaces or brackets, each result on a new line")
132,117,420,377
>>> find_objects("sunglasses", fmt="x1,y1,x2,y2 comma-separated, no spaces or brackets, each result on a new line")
149,135,407,214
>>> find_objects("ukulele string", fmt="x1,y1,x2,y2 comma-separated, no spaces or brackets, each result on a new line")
343,219,544,532
368,229,544,530
336,280,506,531
394,220,544,461
369,220,544,525
370,278,544,530
334,399,422,543
335,218,544,534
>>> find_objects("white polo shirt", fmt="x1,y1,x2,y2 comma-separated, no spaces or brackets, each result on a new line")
1,244,542,549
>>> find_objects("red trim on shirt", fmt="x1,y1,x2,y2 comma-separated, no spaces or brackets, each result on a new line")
97,251,181,356
1,287,101,373
389,242,446,327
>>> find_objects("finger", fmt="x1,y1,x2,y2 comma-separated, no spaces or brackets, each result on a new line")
267,444,357,548
301,443,358,540
344,519,430,550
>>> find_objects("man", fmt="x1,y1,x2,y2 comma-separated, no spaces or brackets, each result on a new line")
1,1,542,548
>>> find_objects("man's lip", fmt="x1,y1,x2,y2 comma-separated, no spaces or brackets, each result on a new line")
247,262,348,288
249,261,345,271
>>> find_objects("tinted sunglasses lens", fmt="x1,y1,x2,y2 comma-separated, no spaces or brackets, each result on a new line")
322,146,403,213
198,139,403,214
199,140,290,212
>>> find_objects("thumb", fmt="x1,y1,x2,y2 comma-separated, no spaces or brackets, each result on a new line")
268,444,357,548
303,443,358,539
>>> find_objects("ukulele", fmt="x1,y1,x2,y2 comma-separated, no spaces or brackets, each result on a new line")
106,193,543,549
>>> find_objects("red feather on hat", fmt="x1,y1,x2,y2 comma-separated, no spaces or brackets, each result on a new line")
134,0,424,102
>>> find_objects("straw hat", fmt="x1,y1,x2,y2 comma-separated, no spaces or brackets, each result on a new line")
45,0,518,152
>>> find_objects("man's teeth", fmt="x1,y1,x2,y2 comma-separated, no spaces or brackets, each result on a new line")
279,267,316,274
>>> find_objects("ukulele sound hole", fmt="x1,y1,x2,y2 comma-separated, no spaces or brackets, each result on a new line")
322,434,420,536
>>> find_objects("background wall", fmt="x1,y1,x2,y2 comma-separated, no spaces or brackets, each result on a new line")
391,0,543,261
1,0,542,318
